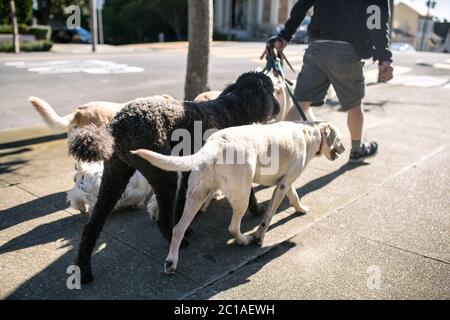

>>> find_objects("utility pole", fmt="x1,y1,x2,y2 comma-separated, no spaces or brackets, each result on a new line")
10,0,19,53
90,0,98,52
420,0,437,51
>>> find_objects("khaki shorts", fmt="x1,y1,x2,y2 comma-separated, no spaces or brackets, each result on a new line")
294,41,365,110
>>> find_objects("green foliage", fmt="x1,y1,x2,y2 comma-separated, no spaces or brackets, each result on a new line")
0,23,29,33
0,23,51,40
29,25,51,40
0,0,33,24
103,0,187,45
0,39,53,51
34,0,90,29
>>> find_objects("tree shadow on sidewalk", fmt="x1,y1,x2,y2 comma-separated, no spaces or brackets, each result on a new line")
0,192,71,232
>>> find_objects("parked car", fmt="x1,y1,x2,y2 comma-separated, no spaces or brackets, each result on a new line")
52,27,92,44
291,17,311,44
391,42,416,52
272,17,311,44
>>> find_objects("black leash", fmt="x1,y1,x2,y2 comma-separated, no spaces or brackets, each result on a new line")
261,39,308,121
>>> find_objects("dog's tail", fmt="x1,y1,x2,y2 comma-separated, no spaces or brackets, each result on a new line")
131,145,218,172
28,96,74,132
68,124,115,162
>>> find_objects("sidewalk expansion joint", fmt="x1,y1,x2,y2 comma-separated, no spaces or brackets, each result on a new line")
365,238,449,266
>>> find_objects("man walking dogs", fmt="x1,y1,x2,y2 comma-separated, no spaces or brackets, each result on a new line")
271,0,394,162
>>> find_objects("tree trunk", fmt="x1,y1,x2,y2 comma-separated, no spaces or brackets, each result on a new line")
184,0,212,100
10,0,19,53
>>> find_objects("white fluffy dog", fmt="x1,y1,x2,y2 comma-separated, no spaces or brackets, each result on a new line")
67,161,158,217
29,95,171,217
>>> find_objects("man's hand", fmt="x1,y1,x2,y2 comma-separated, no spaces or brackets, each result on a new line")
274,38,288,52
378,61,394,82
265,36,288,55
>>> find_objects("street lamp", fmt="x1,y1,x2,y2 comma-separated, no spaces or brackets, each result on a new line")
420,0,437,51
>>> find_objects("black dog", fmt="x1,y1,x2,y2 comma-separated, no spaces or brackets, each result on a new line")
68,71,280,283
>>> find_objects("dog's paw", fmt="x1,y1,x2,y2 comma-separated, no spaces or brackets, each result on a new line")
245,234,256,245
296,205,309,215
252,229,265,246
252,235,263,246
250,204,266,216
146,196,159,222
236,236,251,246
74,259,93,284
164,259,176,274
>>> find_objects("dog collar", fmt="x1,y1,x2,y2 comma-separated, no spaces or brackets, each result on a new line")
316,131,324,156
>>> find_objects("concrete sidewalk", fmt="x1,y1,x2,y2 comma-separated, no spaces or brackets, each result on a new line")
1,72,450,299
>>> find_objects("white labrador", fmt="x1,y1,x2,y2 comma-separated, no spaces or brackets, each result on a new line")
132,121,345,273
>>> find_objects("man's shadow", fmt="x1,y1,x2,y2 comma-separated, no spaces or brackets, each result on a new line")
254,161,368,230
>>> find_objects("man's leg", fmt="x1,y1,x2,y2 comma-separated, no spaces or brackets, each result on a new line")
347,104,378,162
324,43,377,162
347,104,364,142
288,43,330,122
285,101,311,122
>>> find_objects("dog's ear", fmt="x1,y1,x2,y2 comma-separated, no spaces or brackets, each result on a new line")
319,123,336,147
323,123,345,152
325,124,337,147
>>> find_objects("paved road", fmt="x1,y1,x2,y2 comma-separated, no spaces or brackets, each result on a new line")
1,42,449,131
0,43,449,299
0,42,286,131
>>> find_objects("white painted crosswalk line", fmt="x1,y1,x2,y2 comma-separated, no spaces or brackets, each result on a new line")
4,59,144,75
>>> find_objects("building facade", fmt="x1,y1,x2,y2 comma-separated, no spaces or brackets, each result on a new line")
393,2,440,51
213,0,297,40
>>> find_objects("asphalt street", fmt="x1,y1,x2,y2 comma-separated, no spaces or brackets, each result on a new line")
1,42,449,131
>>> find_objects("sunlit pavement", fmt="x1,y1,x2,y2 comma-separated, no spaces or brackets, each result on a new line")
0,43,449,299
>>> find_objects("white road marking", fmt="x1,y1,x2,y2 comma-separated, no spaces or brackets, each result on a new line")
433,63,450,70
389,75,449,87
4,59,144,75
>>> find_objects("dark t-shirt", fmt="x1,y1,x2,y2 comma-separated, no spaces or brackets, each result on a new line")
279,0,393,62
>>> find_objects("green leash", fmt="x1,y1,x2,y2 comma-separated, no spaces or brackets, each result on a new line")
261,43,308,121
